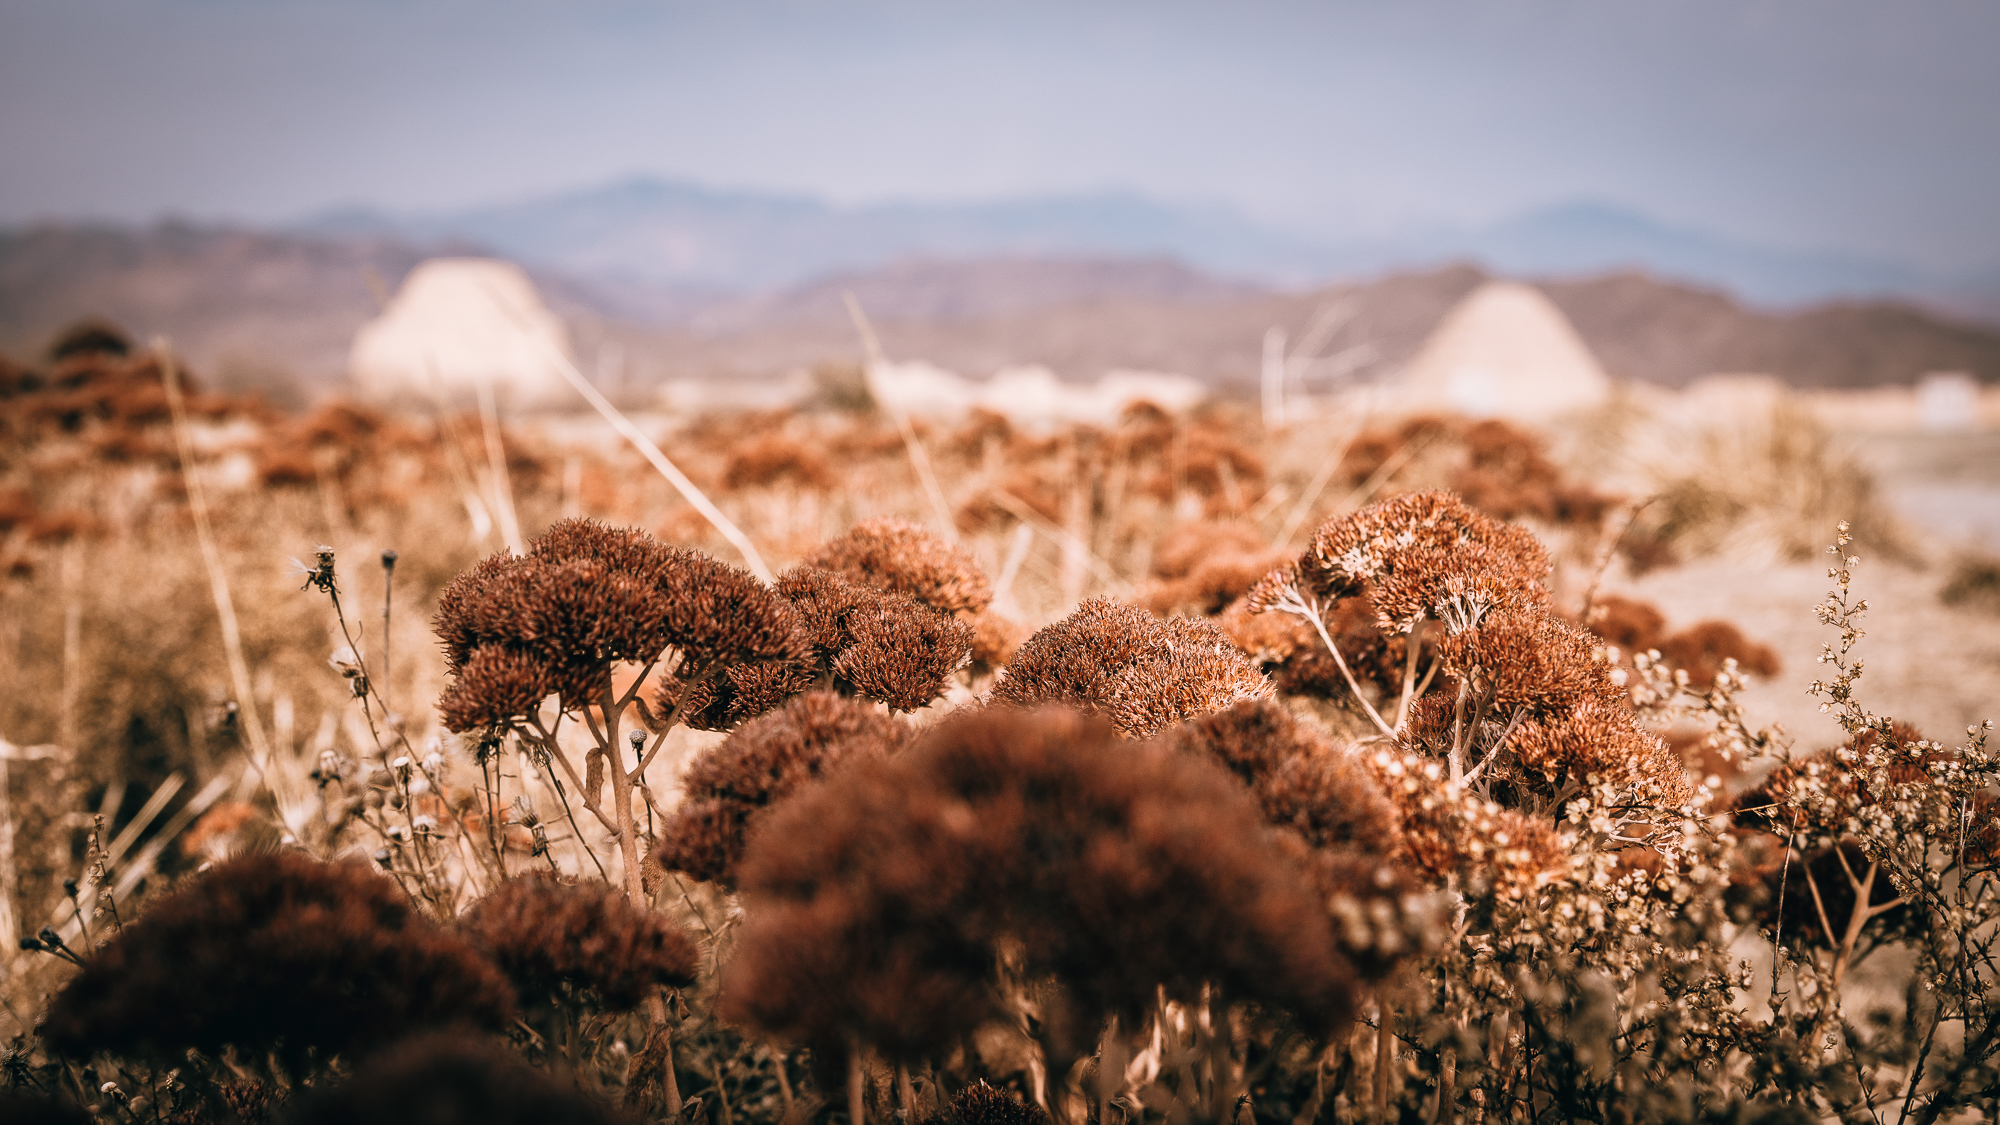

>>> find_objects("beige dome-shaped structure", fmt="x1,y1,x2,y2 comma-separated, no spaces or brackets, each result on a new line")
1395,281,1611,421
350,258,572,405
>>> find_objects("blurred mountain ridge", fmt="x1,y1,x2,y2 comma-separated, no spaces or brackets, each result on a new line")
3,219,1998,402
298,176,2000,313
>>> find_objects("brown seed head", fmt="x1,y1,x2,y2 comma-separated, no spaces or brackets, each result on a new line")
804,517,994,614
656,691,910,887
457,877,700,1011
992,597,1270,737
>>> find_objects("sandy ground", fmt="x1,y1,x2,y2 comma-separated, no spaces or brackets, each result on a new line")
1615,428,2000,754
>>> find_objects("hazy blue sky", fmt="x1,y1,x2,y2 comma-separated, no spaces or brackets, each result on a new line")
3,1,1996,270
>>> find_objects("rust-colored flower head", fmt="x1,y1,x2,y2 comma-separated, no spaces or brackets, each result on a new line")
655,691,911,887
990,597,1270,737
723,706,1359,1063
1503,697,1695,809
804,517,994,615
287,1032,636,1125
1435,611,1624,713
1363,749,1571,900
435,519,806,734
1273,491,1552,633
1153,701,1428,977
755,566,976,715
40,853,514,1068
457,877,700,1011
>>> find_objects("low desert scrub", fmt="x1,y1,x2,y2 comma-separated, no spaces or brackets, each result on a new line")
2,328,1993,1123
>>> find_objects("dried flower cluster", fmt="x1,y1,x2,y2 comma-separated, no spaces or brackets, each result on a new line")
723,706,1358,1066
989,597,1270,737
435,519,805,733
1152,701,1436,973
40,853,514,1068
655,691,911,887
458,876,701,1011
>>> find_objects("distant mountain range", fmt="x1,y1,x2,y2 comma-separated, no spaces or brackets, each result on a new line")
301,177,2000,314
5,221,1998,401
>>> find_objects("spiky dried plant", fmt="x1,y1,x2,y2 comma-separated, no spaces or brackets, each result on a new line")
39,853,514,1071
989,597,1270,737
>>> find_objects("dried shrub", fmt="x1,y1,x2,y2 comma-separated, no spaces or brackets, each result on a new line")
723,434,837,491
803,517,994,615
39,853,514,1068
1940,552,2000,614
723,707,1358,1064
1655,619,1781,687
990,597,1270,737
435,519,806,733
655,691,910,887
732,565,975,718
458,877,700,1011
286,1033,634,1125
1152,701,1433,975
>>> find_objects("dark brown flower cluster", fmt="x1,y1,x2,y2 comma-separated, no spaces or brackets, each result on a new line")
434,519,806,733
654,691,911,887
1219,590,1415,703
723,433,837,491
1152,701,1434,975
287,1033,635,1125
457,876,700,1011
40,853,514,1068
803,517,995,616
989,597,1270,738
665,521,994,727
1362,748,1571,901
721,707,1358,1064
1404,611,1693,809
1250,490,1551,633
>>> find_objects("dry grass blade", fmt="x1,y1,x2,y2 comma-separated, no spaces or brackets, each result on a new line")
158,339,276,777
844,291,960,543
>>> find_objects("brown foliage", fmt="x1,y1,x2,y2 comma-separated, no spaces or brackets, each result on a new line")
39,853,514,1067
990,596,1270,737
655,691,910,887
804,517,994,615
457,877,700,1011
287,1033,634,1125
723,707,1359,1062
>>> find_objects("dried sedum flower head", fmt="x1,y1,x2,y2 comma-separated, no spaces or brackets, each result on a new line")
990,597,1271,737
434,519,806,733
743,565,976,716
40,853,514,1067
1364,748,1571,900
804,517,994,615
457,876,700,1011
287,1032,636,1125
1153,701,1435,975
1435,611,1624,713
723,706,1359,1062
1254,491,1551,633
655,691,911,887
